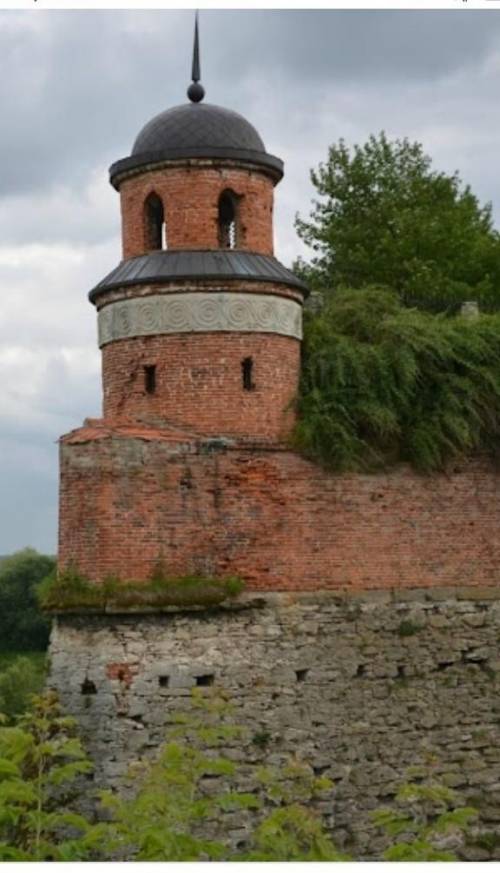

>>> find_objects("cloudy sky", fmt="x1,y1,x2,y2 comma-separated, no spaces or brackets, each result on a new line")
2,8,500,554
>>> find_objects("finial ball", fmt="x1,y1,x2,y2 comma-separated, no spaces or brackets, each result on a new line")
187,82,205,103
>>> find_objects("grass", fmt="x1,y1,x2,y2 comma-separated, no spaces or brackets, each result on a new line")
38,567,245,612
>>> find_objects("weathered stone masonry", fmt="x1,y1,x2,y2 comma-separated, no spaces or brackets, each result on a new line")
50,590,500,860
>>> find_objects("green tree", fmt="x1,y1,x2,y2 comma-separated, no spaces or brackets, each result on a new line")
0,549,53,652
296,133,500,311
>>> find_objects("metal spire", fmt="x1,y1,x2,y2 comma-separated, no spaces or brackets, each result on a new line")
187,11,205,103
192,10,201,83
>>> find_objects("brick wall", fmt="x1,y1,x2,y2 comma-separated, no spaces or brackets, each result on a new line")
58,430,500,590
101,332,300,439
120,163,275,258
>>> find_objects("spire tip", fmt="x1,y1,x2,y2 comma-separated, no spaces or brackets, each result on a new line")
188,11,205,103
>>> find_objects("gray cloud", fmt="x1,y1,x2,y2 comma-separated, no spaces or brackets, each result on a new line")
1,11,499,198
2,9,500,553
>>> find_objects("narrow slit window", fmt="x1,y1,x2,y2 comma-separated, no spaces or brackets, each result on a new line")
218,190,238,249
242,357,255,391
144,193,167,251
81,678,97,695
144,365,157,395
195,674,215,687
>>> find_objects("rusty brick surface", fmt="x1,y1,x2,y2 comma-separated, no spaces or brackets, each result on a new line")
58,430,500,591
120,164,275,258
100,332,300,440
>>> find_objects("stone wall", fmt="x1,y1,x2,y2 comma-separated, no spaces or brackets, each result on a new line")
59,433,500,588
48,589,500,860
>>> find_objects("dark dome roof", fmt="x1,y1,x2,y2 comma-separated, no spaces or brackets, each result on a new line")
109,101,283,189
132,103,265,155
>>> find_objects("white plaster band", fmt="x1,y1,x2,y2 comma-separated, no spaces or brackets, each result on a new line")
97,292,303,347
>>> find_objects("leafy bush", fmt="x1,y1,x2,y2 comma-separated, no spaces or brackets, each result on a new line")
295,287,500,472
0,655,47,720
0,549,53,651
38,567,245,612
0,691,98,861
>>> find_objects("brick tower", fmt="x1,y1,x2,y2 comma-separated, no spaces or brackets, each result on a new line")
58,20,308,584
51,26,500,850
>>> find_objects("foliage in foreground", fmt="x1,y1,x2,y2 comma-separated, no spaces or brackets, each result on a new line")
0,690,343,862
0,549,53,652
0,691,97,861
100,690,345,862
0,690,480,862
295,132,500,312
295,287,500,472
373,775,478,861
38,566,244,612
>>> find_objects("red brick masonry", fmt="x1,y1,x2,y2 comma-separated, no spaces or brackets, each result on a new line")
101,333,300,440
58,422,500,591
120,164,275,258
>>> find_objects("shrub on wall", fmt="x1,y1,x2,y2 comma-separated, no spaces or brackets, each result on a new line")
38,567,245,612
295,287,500,472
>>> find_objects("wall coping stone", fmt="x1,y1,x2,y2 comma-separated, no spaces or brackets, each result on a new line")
47,586,500,617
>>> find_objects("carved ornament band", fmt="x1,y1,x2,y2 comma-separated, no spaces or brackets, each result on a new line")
97,292,302,347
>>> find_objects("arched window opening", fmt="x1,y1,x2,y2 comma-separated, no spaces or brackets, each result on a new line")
218,190,239,249
144,193,167,251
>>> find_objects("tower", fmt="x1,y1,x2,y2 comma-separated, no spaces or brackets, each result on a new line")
58,20,307,584
50,23,500,854
95,20,306,441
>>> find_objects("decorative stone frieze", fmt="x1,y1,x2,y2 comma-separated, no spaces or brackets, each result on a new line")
97,291,302,346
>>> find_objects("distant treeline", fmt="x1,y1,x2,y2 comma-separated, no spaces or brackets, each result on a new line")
0,549,55,653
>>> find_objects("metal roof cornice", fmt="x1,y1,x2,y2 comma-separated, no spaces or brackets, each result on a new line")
109,147,284,189
89,250,309,303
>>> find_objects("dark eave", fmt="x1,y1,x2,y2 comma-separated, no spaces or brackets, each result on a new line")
89,250,309,303
109,147,284,189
